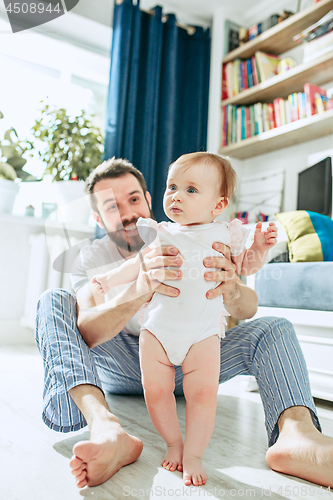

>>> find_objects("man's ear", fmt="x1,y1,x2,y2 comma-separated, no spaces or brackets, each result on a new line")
92,211,104,229
145,191,152,209
212,197,229,216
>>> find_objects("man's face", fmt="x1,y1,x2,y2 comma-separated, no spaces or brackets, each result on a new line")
93,174,152,253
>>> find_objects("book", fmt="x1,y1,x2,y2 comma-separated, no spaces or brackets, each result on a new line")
246,59,253,87
304,82,327,116
267,103,276,128
262,103,269,132
222,106,227,147
255,51,281,82
293,10,333,42
224,20,242,55
254,103,263,134
279,98,286,126
222,64,228,101
303,31,333,63
251,56,259,85
245,107,251,138
315,93,326,113
273,98,282,127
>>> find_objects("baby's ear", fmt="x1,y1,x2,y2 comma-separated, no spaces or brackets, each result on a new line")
213,197,228,215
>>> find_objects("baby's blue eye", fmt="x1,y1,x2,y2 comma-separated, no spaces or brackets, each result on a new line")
169,185,176,191
188,187,196,193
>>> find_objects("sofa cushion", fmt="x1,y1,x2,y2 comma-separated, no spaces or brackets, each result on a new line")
255,262,333,311
275,210,333,262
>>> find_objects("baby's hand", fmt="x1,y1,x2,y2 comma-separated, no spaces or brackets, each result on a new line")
92,274,110,295
253,221,278,252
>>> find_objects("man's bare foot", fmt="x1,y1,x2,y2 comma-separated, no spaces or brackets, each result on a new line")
69,416,143,488
161,442,183,472
266,408,333,487
183,456,207,486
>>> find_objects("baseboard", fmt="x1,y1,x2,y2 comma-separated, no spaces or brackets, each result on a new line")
0,320,35,346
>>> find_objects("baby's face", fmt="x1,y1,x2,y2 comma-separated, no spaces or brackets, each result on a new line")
163,161,224,225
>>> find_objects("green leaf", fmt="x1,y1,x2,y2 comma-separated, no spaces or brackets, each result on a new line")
0,111,3,119
16,170,37,181
0,162,17,180
7,156,27,169
1,145,17,159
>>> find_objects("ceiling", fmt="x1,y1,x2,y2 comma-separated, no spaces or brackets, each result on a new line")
71,0,295,28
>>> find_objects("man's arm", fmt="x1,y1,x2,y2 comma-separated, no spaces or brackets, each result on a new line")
203,242,258,320
77,245,182,348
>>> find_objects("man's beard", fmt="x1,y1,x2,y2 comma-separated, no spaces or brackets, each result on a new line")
100,213,154,253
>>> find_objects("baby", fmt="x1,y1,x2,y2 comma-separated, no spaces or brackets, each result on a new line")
92,152,277,487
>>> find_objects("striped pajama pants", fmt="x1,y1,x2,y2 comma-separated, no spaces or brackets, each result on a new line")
35,289,321,446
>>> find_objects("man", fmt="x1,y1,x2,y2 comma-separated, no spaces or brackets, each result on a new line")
35,157,333,489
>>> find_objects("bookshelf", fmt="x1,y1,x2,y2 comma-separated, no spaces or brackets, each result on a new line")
223,0,333,63
222,51,333,106
219,108,333,159
220,0,333,159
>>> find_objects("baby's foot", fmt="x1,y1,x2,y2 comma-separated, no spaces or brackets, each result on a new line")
92,275,110,295
183,456,207,486
161,442,183,472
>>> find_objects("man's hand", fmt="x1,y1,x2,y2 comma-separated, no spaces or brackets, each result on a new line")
135,245,182,303
253,221,277,252
203,242,240,303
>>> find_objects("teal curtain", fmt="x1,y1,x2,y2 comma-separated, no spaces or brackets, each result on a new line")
105,0,211,221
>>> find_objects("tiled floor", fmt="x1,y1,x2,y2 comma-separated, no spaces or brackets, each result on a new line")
1,345,333,500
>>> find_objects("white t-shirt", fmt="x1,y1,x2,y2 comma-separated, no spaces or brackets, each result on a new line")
70,235,141,336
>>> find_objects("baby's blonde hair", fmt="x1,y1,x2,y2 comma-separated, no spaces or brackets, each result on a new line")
169,152,237,200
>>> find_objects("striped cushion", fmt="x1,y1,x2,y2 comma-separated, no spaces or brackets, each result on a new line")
275,210,333,262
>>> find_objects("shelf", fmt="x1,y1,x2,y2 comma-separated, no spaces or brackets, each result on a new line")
223,0,333,62
0,213,95,233
222,51,333,106
219,108,333,159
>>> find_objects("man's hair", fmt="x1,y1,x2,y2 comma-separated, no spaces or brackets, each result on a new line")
85,157,149,212
169,152,237,200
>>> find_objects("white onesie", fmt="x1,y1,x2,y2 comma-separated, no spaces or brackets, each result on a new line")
136,217,249,366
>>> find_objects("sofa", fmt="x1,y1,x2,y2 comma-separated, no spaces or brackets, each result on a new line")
245,214,333,402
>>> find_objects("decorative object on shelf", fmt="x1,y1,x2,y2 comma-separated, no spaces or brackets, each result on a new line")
25,205,35,217
238,27,249,46
278,10,294,23
32,104,104,224
235,169,285,223
42,202,57,219
0,110,36,214
224,20,242,55
277,57,296,74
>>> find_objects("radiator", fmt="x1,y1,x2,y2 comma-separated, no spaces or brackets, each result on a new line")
21,233,83,329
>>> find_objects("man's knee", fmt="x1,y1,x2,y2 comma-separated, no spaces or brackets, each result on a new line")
35,288,77,346
37,288,76,312
250,316,295,344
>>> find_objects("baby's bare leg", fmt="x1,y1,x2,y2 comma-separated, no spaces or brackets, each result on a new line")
139,329,183,472
182,335,220,487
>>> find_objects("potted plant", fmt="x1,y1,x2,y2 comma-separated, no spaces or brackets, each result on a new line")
31,104,104,224
0,111,35,214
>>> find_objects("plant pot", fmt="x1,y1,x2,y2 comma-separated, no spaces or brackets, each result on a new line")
0,179,20,214
54,180,91,225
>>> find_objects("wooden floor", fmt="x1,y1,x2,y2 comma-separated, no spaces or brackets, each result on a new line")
1,345,333,500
